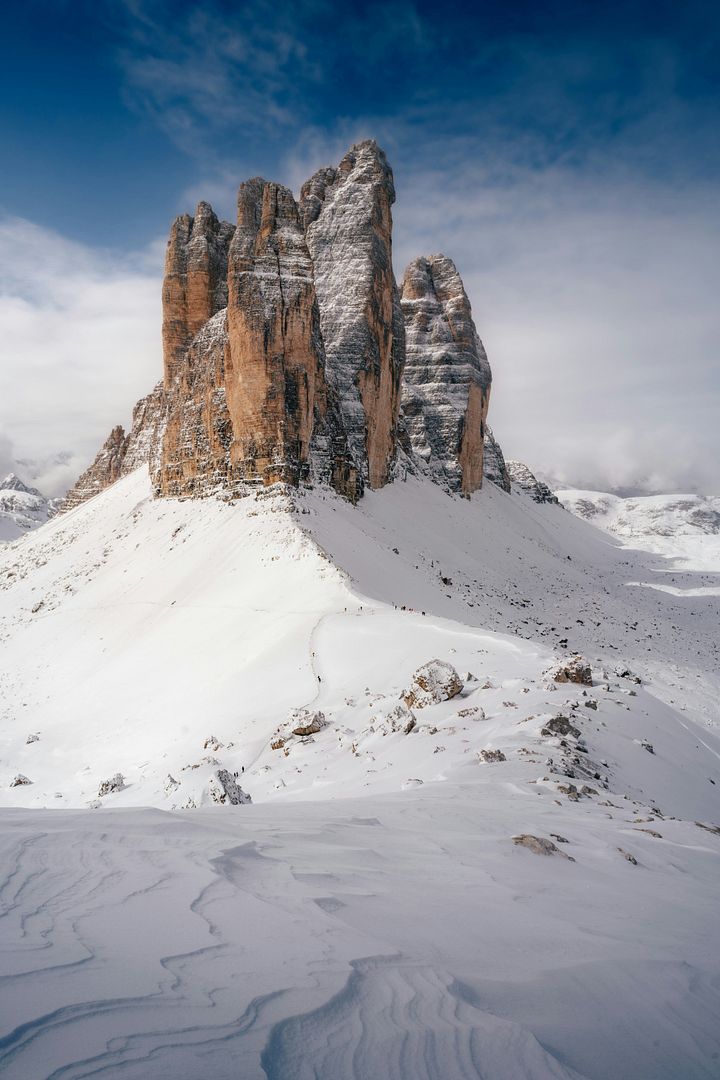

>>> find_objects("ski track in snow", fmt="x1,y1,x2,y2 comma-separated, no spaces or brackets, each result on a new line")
0,468,719,1078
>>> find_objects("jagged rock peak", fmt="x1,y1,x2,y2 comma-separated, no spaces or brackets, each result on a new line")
0,474,41,496
506,461,560,504
400,254,492,495
483,427,511,492
62,426,128,511
62,385,167,512
162,202,234,386
300,139,404,489
225,177,329,487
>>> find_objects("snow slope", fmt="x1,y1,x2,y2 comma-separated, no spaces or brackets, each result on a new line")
0,469,719,1078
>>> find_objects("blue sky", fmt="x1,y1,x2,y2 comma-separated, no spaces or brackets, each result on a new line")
1,0,719,494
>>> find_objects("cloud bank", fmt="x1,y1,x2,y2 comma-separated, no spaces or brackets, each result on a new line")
0,217,162,496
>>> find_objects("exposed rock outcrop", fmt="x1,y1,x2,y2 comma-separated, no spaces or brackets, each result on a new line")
506,461,559,504
64,141,503,511
162,202,234,386
224,178,358,498
400,255,492,494
63,384,167,510
301,140,404,488
483,427,511,492
62,426,128,511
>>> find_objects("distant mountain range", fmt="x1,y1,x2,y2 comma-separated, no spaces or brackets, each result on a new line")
0,473,57,542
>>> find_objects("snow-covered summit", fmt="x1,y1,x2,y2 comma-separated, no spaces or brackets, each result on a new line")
0,472,56,543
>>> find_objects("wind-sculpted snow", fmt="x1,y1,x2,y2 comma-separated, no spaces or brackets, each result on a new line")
1,788,719,1079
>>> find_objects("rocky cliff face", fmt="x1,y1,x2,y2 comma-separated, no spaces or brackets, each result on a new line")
162,203,234,386
506,461,559,504
400,255,491,494
158,182,360,501
483,427,511,492
301,141,404,489
63,386,167,511
62,140,502,513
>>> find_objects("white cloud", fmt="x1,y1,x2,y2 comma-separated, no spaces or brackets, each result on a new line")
0,216,163,496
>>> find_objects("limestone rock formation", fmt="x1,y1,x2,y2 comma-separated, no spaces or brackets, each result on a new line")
483,427,511,492
400,255,492,495
156,311,233,497
62,384,167,511
162,203,234,386
506,461,559,504
62,426,128,511
301,140,404,488
158,181,360,500
63,140,503,513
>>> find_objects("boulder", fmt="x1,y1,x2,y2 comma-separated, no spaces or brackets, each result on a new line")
551,656,593,686
512,834,574,860
10,773,32,787
402,660,463,709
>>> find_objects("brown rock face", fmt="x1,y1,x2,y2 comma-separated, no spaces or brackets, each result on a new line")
155,312,234,497
162,203,234,387
300,140,404,489
225,179,324,487
400,254,492,495
158,182,360,501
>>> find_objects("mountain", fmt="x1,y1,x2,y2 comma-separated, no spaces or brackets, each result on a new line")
558,488,720,572
61,140,501,512
2,142,719,1080
0,473,57,542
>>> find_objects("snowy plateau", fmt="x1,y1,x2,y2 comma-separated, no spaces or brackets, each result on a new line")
0,467,719,1079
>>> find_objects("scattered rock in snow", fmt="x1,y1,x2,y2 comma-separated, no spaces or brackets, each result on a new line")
557,783,580,801
203,735,223,751
10,773,32,787
584,700,598,710
402,778,424,789
480,749,506,763
457,706,485,719
402,659,463,709
551,655,593,686
369,701,417,736
618,848,638,865
695,821,720,836
615,665,642,684
25,733,40,744
208,769,252,805
541,715,581,739
164,774,180,794
512,834,574,860
580,785,598,796
291,710,327,737
550,833,570,844
98,773,126,797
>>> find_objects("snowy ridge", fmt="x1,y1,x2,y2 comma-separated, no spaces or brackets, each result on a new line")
0,468,719,1077
0,473,56,543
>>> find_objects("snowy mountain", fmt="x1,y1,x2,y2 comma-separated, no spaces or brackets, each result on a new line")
558,488,720,573
0,472,57,542
1,134,718,1079
1,465,718,1079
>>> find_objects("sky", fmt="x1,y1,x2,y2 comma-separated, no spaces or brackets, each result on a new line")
0,0,718,496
